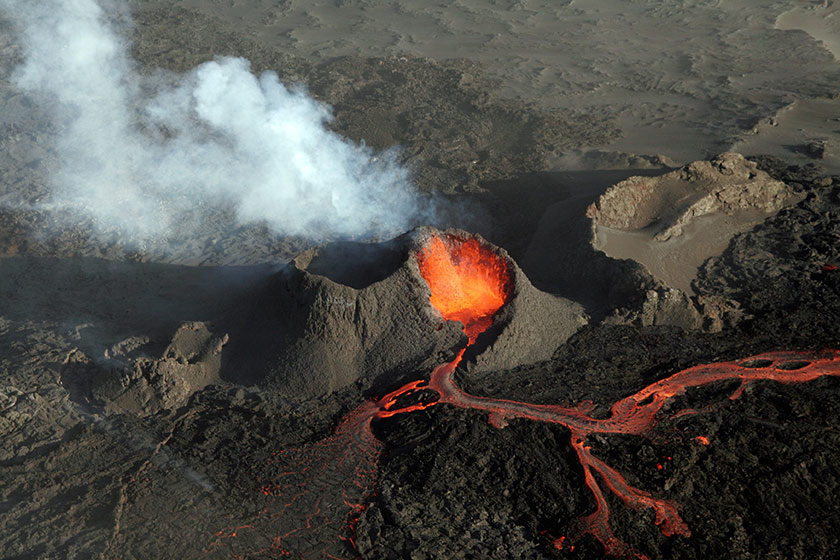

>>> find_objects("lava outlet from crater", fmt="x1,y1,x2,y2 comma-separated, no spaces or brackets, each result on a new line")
415,234,510,343
208,233,840,560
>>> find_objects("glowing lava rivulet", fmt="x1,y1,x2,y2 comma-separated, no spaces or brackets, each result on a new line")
208,233,840,559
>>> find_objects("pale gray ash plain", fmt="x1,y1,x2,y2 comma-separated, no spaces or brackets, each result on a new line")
1,1,839,559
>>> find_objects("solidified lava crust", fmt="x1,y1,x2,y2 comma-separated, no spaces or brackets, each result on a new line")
208,233,840,560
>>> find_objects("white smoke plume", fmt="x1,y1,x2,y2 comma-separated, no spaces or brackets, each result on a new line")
1,0,428,241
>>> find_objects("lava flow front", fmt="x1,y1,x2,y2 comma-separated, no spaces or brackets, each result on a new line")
209,233,840,560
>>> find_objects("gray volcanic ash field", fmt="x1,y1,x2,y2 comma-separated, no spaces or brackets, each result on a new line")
1,1,840,559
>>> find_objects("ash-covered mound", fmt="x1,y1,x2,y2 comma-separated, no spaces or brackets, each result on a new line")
62,322,227,417
556,153,808,332
586,153,802,295
588,152,796,241
230,227,586,401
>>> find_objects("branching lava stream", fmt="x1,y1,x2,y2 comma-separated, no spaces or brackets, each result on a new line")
209,234,840,559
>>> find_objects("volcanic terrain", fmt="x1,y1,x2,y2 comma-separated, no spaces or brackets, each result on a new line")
2,2,840,560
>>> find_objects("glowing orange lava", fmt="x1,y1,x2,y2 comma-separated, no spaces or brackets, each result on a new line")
416,234,511,342
210,233,840,560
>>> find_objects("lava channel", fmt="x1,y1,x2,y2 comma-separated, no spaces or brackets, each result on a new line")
208,233,840,560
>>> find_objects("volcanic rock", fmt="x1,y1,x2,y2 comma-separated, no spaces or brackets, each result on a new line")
235,227,586,401
581,153,804,330
805,137,840,160
601,287,748,333
63,322,227,416
561,149,678,170
587,152,797,243
461,235,588,373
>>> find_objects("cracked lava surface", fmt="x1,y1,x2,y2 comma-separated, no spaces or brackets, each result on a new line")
207,234,840,559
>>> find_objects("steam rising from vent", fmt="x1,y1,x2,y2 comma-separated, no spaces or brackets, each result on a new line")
1,0,428,241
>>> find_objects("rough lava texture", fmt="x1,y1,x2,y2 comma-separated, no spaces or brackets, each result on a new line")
237,227,587,401
1,167,839,560
63,322,228,417
584,153,803,332
587,153,797,242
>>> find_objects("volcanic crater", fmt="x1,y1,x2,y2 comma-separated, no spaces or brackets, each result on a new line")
227,227,587,402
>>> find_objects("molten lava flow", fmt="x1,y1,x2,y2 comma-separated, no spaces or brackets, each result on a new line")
415,234,510,343
209,234,840,560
